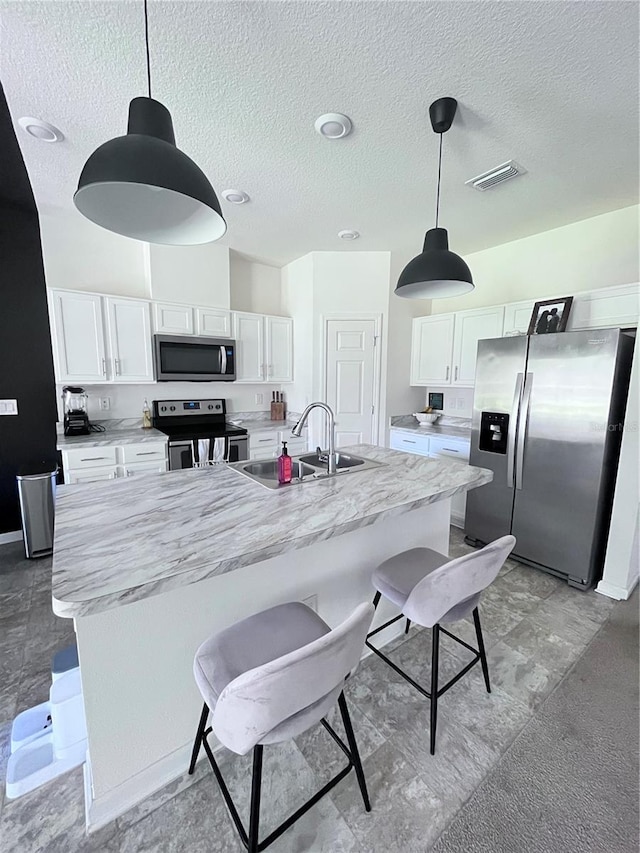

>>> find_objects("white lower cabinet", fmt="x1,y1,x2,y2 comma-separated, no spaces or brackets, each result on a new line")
248,429,307,460
389,430,470,528
65,466,118,485
62,442,167,484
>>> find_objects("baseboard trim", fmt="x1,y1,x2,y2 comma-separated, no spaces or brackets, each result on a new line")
595,577,638,600
0,530,22,545
85,739,219,832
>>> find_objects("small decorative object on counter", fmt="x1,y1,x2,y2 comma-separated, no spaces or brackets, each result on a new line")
142,399,152,429
277,441,293,485
271,391,286,421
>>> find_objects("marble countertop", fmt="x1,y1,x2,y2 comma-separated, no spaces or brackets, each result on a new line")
52,444,492,618
229,418,302,435
390,416,472,441
57,419,167,450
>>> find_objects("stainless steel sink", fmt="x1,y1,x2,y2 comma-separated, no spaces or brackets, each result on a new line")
241,460,317,482
299,453,365,470
230,452,383,490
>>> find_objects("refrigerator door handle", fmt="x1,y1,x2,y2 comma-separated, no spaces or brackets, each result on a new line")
507,373,523,488
515,372,533,490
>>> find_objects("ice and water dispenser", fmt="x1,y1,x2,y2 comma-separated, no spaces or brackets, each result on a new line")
479,412,509,454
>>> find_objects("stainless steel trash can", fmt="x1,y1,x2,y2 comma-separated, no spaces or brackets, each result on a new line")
16,467,57,558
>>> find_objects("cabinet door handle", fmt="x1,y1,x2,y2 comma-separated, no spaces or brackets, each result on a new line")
446,366,450,381
102,358,107,376
257,438,274,443
454,366,458,381
442,447,460,453
114,358,121,376
135,451,159,456
81,456,107,461
402,439,416,444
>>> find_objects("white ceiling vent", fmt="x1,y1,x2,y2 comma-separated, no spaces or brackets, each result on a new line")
465,160,526,191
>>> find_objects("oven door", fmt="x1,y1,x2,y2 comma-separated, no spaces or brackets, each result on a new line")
227,436,249,463
154,335,236,382
168,440,194,470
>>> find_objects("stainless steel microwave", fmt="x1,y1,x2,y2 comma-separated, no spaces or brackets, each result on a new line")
153,335,236,382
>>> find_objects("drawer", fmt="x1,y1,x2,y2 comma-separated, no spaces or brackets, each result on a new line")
428,436,470,461
389,431,430,456
120,442,167,464
119,460,167,477
63,447,118,470
249,431,279,449
65,465,118,485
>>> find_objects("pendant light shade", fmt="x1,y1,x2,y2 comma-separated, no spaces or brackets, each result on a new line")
74,98,226,245
395,97,474,299
395,228,473,298
74,0,226,245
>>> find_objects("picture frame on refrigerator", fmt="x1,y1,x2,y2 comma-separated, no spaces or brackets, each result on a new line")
527,296,574,335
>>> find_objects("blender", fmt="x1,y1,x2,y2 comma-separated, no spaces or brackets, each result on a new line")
62,386,91,436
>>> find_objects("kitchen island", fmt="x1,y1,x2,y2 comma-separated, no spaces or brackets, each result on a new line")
52,444,492,829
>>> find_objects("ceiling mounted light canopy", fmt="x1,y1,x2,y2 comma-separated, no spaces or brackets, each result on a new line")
395,97,473,299
74,0,225,245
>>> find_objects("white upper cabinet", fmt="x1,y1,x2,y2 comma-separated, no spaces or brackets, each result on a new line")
410,314,455,385
566,283,639,330
195,307,232,337
233,312,265,382
503,300,536,335
105,298,154,382
451,306,505,385
50,291,107,383
153,302,194,335
265,316,293,382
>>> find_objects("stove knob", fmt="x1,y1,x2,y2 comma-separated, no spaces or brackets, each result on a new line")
170,405,176,411
161,406,167,412
208,404,214,410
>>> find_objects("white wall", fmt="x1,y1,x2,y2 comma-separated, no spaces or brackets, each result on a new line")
281,254,314,417
56,382,278,423
385,254,433,437
148,243,230,308
598,336,640,599
230,254,282,315
39,207,148,298
429,205,640,315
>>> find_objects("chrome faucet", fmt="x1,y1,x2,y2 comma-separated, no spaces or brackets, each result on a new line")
292,402,337,474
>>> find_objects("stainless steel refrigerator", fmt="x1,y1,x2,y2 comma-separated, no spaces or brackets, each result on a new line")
465,328,634,588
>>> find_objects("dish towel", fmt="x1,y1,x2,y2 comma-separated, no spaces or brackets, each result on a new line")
213,437,226,463
197,438,210,467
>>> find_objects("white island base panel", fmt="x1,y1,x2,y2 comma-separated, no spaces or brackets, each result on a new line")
76,500,451,831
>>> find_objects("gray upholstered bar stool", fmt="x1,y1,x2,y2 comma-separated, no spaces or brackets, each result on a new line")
188,601,374,853
366,535,516,755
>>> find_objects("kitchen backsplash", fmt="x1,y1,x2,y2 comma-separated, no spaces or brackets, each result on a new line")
424,387,474,419
55,383,283,423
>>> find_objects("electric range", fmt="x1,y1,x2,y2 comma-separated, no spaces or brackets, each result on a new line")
152,399,248,469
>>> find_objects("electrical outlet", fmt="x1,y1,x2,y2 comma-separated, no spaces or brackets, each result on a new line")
99,397,111,411
0,399,18,415
301,594,318,613
255,393,264,405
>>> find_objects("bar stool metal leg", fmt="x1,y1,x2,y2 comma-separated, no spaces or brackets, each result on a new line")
372,591,381,609
473,607,491,693
188,702,209,775
430,624,440,756
337,692,371,812
248,745,263,853
405,618,411,635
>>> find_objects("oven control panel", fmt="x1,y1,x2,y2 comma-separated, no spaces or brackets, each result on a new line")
154,399,224,417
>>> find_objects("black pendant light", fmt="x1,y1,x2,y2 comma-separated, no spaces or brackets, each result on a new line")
395,97,473,299
74,0,226,245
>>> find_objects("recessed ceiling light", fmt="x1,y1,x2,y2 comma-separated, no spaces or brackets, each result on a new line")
222,189,250,205
315,113,353,139
18,116,64,143
338,229,360,241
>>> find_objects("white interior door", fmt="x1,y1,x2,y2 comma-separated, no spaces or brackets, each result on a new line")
325,319,378,447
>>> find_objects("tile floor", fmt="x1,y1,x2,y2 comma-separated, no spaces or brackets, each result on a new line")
0,529,617,852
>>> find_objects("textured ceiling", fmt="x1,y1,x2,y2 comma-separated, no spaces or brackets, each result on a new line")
1,1,638,267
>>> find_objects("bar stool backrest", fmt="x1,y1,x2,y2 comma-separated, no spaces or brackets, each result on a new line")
213,602,374,755
403,535,516,628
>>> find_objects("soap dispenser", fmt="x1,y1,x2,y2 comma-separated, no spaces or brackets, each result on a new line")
277,441,293,485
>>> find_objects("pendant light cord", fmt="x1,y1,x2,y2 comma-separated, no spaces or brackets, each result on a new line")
435,132,443,228
144,0,152,98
